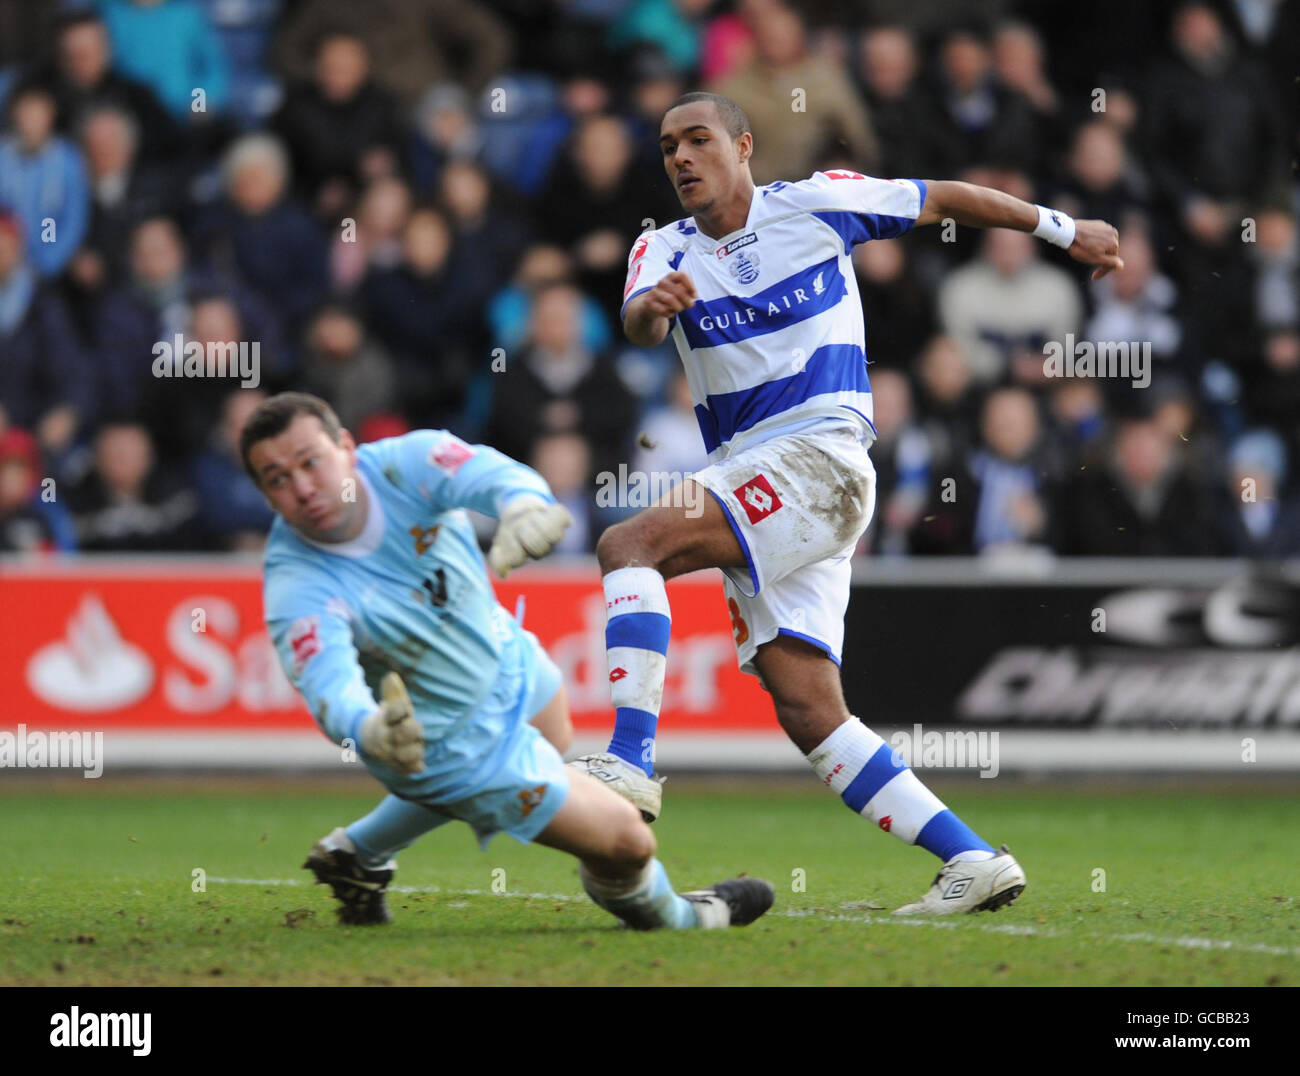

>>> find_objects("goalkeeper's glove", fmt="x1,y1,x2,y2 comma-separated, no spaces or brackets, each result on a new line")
488,494,573,579
359,672,424,774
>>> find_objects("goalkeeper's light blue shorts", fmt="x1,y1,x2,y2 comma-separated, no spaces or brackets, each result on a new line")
378,622,570,849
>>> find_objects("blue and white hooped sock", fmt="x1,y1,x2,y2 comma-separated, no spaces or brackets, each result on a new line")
346,795,450,868
580,858,699,929
807,717,995,862
603,566,671,777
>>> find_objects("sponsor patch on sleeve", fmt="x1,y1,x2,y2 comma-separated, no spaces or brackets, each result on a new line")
288,615,322,675
429,435,475,475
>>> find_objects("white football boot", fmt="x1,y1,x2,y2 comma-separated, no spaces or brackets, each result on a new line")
567,752,664,822
892,844,1026,916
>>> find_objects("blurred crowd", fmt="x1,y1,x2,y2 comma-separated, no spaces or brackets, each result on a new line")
0,0,1296,558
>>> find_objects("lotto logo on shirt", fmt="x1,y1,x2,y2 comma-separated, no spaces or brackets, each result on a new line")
429,436,474,475
733,474,782,524
288,616,321,675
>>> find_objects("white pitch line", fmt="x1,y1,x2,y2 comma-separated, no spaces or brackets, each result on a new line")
208,877,1300,959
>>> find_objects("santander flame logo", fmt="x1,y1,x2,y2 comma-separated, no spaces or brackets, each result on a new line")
26,594,154,710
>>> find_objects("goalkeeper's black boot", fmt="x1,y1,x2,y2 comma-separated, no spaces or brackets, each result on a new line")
303,827,395,925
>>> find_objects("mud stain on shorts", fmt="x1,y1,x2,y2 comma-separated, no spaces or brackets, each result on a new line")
774,437,872,549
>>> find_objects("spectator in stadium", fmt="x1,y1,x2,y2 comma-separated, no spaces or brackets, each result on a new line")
853,25,930,178
1049,120,1150,231
139,292,281,459
0,211,94,461
190,387,274,551
1247,206,1299,333
0,80,89,277
1242,326,1300,476
511,73,612,199
1083,223,1184,394
539,113,662,314
272,0,511,107
96,215,284,419
0,426,77,552
271,31,405,219
70,103,178,307
297,302,397,432
438,159,531,309
937,228,1083,383
852,236,934,367
965,387,1058,554
485,243,613,356
530,431,595,554
914,24,1039,177
33,11,179,163
96,0,230,122
408,82,484,198
329,174,412,293
990,20,1063,160
1046,378,1108,472
913,333,980,475
1143,2,1288,247
711,1,879,185
1061,416,1218,556
861,367,932,557
1216,428,1300,558
608,0,711,74
624,49,689,180
66,419,202,552
360,205,485,425
194,133,329,336
191,0,280,127
484,280,637,481
696,2,756,85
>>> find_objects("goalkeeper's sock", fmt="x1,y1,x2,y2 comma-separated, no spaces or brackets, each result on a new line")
602,567,670,777
806,717,996,862
580,858,699,929
346,794,450,868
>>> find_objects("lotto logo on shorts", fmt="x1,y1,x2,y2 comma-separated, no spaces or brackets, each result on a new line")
733,474,782,524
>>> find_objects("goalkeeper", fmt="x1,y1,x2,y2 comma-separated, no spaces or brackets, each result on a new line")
245,392,771,930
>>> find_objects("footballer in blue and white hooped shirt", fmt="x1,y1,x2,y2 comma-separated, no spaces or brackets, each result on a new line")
622,167,925,463
576,90,1123,915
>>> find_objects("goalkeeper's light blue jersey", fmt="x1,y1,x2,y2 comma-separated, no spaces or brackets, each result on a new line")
262,430,553,792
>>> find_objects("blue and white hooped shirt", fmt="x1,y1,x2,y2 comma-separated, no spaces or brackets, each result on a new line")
623,171,927,462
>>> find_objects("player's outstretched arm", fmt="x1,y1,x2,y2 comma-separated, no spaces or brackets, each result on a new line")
915,179,1123,280
623,270,697,347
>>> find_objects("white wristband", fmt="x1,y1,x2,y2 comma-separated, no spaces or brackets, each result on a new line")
1032,205,1076,249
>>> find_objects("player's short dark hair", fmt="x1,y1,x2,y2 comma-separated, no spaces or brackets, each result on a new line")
239,392,343,484
665,91,749,140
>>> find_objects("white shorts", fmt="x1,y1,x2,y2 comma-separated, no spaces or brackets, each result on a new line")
691,426,877,676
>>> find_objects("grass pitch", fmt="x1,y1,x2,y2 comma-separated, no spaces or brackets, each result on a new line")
1,775,1295,987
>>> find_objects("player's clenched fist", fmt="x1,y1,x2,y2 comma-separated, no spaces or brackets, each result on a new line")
360,672,424,774
1068,219,1124,281
488,494,573,579
642,270,698,317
